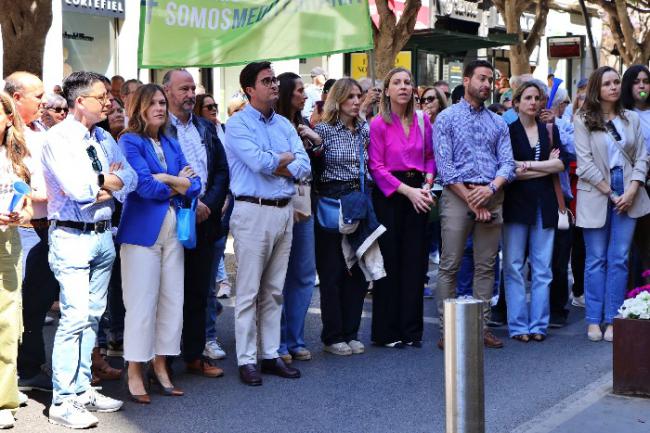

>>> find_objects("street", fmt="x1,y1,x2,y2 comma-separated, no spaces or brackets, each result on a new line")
12,276,630,433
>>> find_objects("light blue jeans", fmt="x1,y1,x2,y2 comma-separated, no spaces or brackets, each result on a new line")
583,167,636,325
503,208,555,337
279,216,316,355
48,227,115,404
205,236,226,342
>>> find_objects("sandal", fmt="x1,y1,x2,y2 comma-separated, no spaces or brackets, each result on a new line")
531,333,546,342
512,334,530,343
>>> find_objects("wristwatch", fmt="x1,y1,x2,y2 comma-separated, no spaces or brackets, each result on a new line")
97,173,105,188
488,182,498,194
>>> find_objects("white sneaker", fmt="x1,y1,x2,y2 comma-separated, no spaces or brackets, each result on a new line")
203,340,227,360
18,391,28,406
572,295,585,308
0,409,15,429
324,342,352,356
49,398,98,429
347,340,365,354
76,388,123,413
216,282,232,298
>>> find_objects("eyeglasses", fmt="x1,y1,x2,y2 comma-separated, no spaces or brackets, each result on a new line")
86,145,102,173
82,93,110,105
421,96,437,104
203,103,218,111
47,107,68,113
259,77,279,87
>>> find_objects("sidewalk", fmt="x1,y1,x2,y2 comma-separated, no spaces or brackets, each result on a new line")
511,372,650,433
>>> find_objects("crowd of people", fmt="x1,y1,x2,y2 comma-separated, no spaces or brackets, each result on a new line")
0,58,648,429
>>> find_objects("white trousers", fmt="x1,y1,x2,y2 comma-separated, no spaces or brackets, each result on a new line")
230,201,294,366
121,207,185,362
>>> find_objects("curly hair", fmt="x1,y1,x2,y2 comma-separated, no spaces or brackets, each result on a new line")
0,92,30,184
579,66,626,131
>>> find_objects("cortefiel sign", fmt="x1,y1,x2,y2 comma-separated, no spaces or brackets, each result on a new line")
138,0,374,68
62,0,126,19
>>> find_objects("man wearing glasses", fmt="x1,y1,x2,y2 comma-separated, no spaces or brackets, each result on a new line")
225,61,310,386
41,71,136,429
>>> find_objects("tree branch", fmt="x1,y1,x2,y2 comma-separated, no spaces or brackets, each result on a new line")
525,0,550,54
395,0,422,46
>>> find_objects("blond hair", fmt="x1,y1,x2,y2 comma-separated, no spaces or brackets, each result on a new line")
0,92,30,184
321,78,363,125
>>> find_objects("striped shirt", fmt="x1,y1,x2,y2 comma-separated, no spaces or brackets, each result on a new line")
169,113,208,195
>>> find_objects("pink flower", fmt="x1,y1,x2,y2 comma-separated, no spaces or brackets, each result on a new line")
627,286,650,299
642,269,650,278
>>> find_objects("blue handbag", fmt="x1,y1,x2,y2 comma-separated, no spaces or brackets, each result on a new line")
316,131,366,232
176,197,197,249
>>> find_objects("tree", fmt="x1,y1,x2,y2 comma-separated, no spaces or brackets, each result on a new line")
372,0,422,80
492,0,550,76
589,0,650,66
0,0,53,77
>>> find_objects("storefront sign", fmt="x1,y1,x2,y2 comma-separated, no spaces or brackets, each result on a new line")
139,1,374,68
436,0,482,24
350,51,412,81
62,0,125,19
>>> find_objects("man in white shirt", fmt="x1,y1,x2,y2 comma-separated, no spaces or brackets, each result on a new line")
4,72,59,393
42,71,136,429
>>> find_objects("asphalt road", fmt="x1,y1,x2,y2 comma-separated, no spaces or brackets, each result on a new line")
13,281,614,433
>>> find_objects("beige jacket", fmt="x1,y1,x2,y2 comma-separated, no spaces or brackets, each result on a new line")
575,110,650,228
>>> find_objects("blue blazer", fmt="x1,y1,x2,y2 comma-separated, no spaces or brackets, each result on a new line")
116,132,201,247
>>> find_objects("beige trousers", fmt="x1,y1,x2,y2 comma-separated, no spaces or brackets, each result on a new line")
121,208,185,362
230,201,293,366
436,188,503,329
0,227,21,410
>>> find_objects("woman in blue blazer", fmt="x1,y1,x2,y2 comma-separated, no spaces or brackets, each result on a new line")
117,84,200,403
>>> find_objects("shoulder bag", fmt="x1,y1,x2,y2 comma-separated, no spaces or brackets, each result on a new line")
176,197,198,249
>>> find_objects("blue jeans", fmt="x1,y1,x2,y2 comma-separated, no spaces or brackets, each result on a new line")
205,235,226,342
503,209,555,336
456,235,500,297
48,227,115,404
279,216,316,355
583,168,636,324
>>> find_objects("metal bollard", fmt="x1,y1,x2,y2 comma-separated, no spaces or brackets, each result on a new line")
444,298,485,433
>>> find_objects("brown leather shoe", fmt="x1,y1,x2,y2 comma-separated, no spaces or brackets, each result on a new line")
260,358,301,379
186,359,224,378
239,364,262,386
437,337,444,351
91,347,122,381
483,330,504,349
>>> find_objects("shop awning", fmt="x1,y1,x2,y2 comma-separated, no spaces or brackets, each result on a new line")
405,29,518,54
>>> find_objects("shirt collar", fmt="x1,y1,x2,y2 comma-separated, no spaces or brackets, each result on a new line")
62,116,96,143
334,118,365,132
169,112,194,127
244,103,275,123
460,97,485,114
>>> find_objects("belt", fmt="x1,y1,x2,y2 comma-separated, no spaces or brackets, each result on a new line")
463,182,489,188
19,218,49,230
392,170,423,179
52,220,111,234
235,196,291,208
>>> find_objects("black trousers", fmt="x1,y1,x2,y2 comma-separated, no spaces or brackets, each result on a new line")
571,226,585,297
18,227,60,378
371,184,427,344
315,225,367,345
181,222,216,363
550,225,572,318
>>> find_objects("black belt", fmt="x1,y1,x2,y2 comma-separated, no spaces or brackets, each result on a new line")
463,182,489,188
392,170,423,179
52,220,111,234
235,196,291,208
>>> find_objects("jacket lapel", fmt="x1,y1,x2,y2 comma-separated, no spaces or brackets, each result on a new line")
143,135,165,173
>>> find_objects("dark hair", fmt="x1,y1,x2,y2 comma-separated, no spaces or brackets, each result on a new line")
122,84,169,137
62,71,106,108
512,81,543,111
98,75,111,86
276,72,303,127
433,80,449,88
451,85,465,104
463,60,493,78
547,73,555,79
194,93,217,119
323,78,336,95
621,64,650,110
121,79,143,97
239,61,272,100
487,103,506,114
580,66,626,131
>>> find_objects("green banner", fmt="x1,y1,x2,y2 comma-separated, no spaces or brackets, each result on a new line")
138,0,374,68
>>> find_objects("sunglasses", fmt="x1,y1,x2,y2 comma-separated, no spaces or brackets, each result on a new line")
421,96,437,104
47,107,68,114
203,103,218,111
86,145,102,173
414,96,420,103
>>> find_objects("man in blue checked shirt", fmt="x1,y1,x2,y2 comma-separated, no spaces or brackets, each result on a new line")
41,71,136,429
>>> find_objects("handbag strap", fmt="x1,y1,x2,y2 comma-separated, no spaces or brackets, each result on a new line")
605,121,635,167
417,111,425,166
356,128,365,193
547,123,567,213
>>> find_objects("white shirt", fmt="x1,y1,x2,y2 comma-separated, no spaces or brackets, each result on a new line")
634,108,650,154
606,117,626,170
170,113,208,195
23,126,48,219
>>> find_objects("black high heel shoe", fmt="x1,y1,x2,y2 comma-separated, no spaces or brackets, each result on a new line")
124,361,151,404
148,367,184,397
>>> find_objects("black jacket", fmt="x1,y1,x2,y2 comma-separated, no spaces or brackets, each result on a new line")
503,119,571,229
167,115,229,243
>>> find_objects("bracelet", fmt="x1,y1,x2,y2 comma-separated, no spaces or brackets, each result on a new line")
488,182,497,194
